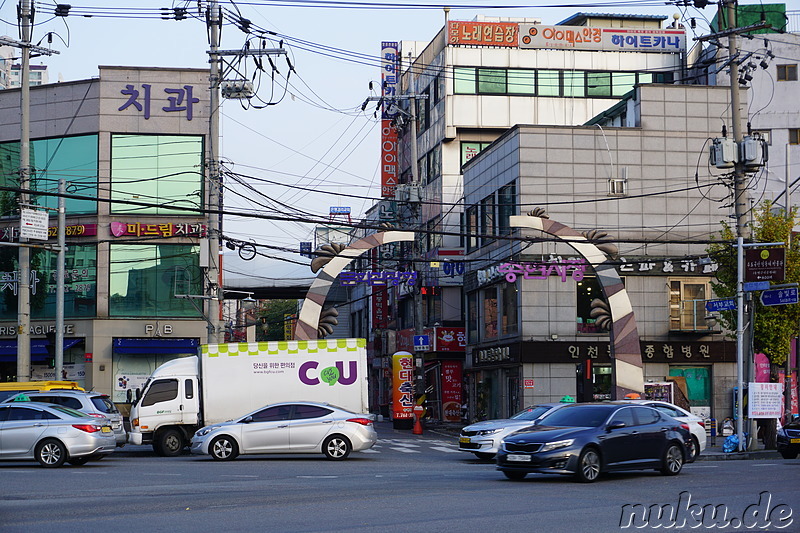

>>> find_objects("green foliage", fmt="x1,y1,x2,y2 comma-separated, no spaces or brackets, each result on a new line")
256,299,299,342
707,202,800,365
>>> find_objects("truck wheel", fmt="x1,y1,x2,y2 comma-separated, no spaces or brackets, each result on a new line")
157,429,185,457
35,439,67,468
210,435,239,461
323,435,351,460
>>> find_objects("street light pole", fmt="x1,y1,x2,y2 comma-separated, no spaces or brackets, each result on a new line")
206,0,222,344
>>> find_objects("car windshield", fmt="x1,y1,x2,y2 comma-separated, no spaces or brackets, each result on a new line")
538,405,614,427
91,396,118,413
52,406,93,419
510,405,553,421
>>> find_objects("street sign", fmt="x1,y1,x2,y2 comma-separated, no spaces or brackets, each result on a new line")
20,208,48,241
413,335,430,351
705,299,736,312
744,281,770,292
745,247,785,282
760,287,799,307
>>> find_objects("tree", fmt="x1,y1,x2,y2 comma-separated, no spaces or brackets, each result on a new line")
707,201,800,448
256,299,299,342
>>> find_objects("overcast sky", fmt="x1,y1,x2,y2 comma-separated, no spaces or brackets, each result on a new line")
0,1,708,283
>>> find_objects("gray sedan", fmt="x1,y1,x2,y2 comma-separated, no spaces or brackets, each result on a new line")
0,401,117,467
191,402,377,461
459,403,569,459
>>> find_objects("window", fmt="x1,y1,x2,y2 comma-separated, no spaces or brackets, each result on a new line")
633,406,661,425
185,379,194,400
497,183,516,235
141,379,178,407
467,292,478,344
477,68,506,94
790,129,800,145
669,279,710,331
480,195,495,246
576,276,607,334
111,134,204,215
482,287,498,340
777,64,798,81
507,69,535,95
292,405,332,420
461,141,492,167
466,205,478,252
454,66,475,93
109,244,202,317
587,72,612,97
612,72,637,97
501,281,518,335
0,134,98,217
537,70,560,96
563,71,585,97
610,407,636,427
251,405,291,422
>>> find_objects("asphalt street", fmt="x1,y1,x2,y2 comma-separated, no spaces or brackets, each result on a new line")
1,421,797,533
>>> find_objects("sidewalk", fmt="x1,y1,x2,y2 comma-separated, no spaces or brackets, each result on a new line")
418,421,785,462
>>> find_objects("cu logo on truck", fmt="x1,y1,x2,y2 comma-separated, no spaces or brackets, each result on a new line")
299,361,358,386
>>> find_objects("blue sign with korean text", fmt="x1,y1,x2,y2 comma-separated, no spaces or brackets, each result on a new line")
705,299,736,312
413,335,430,351
760,287,799,307
744,281,770,292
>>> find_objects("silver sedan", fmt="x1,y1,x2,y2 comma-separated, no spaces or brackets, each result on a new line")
191,402,377,461
0,401,117,467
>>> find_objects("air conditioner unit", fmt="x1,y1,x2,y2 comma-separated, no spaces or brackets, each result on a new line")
709,137,738,169
607,179,627,197
740,135,768,171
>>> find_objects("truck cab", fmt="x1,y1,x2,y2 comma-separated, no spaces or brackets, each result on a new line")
129,356,200,456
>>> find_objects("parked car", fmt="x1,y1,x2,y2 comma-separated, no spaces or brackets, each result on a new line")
496,402,693,483
777,418,800,459
190,401,377,461
618,399,706,460
459,403,569,459
0,401,116,467
2,390,127,447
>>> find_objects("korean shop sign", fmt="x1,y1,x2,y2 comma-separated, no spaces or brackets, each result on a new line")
518,24,686,53
118,83,201,121
745,247,785,282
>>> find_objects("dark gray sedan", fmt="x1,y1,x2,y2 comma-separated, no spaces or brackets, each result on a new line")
0,401,117,467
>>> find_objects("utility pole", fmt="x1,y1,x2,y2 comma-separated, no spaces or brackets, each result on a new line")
206,0,222,344
17,0,33,381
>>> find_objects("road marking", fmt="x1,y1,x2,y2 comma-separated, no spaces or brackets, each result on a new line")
687,465,719,468
430,446,461,453
143,473,182,476
360,449,380,453
221,474,259,478
750,463,780,466
297,475,338,479
390,447,420,453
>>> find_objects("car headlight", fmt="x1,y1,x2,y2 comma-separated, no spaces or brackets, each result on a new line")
541,439,574,452
474,428,502,436
195,427,216,437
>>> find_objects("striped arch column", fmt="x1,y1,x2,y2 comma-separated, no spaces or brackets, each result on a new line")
509,215,644,399
295,231,416,341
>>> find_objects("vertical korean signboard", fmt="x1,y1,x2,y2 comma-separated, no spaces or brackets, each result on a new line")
371,248,389,329
381,41,399,198
441,360,463,422
392,351,414,420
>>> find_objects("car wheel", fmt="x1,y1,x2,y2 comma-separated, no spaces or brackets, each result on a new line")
323,435,352,460
473,452,495,460
68,456,90,466
779,450,798,460
661,443,684,476
35,439,67,468
210,435,239,461
157,429,185,457
503,470,527,481
575,447,601,483
689,436,700,462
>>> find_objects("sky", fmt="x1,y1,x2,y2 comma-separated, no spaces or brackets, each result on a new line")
0,0,715,286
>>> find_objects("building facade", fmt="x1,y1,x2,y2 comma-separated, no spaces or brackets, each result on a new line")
0,66,214,407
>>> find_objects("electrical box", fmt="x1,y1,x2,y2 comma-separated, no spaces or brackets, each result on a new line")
709,137,737,169
740,135,768,171
221,80,255,99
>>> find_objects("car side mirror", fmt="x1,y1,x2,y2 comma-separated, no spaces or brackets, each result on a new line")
242,415,253,424
607,421,626,431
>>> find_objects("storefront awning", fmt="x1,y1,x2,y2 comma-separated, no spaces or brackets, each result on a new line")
0,338,83,362
113,337,200,355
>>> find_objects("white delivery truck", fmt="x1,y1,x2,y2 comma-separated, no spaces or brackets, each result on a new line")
128,338,369,456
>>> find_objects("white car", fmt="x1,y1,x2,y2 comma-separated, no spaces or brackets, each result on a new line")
458,403,569,459
190,401,377,461
619,399,706,460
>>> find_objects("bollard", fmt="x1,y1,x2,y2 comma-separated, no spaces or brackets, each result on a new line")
710,417,716,446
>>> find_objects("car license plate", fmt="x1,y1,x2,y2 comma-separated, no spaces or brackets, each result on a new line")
507,454,531,462
101,427,111,433
790,438,800,444
459,437,470,444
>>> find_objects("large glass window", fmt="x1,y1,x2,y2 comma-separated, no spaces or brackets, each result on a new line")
497,182,516,235
467,292,478,343
466,205,478,252
482,287,498,340
0,134,98,216
479,195,495,246
507,69,535,95
612,72,637,97
501,282,518,335
0,244,97,320
587,72,612,97
477,68,506,94
563,71,586,97
669,279,709,331
461,141,492,167
537,70,560,96
454,66,475,94
109,244,202,317
111,134,203,215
